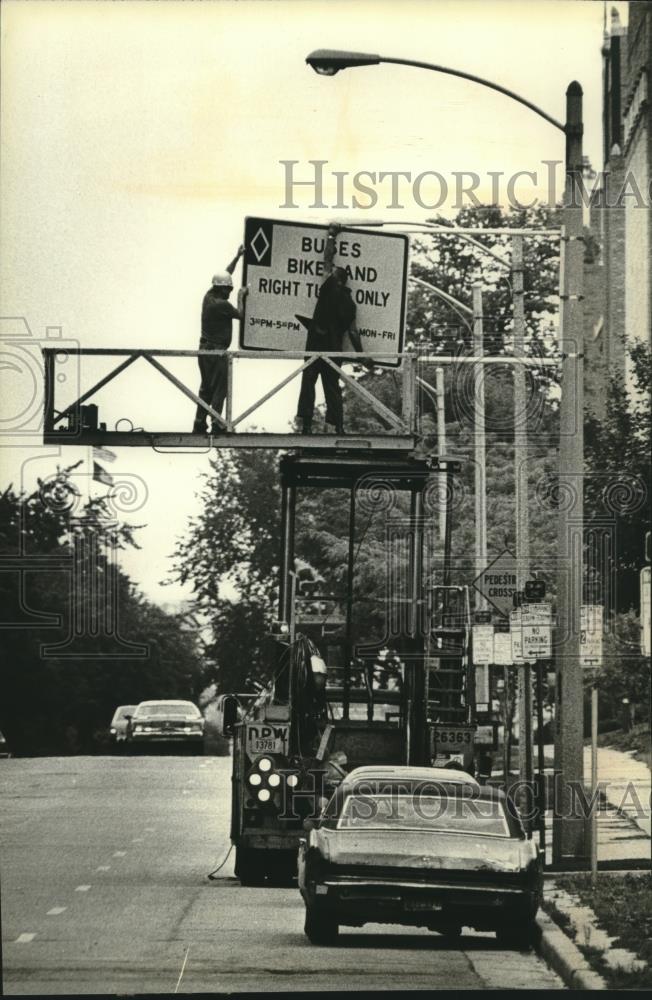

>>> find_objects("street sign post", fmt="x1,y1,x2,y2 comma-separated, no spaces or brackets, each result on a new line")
493,630,512,666
472,624,494,665
580,605,604,668
577,603,603,877
510,608,524,663
472,623,494,712
473,550,519,618
520,602,553,662
641,567,651,658
241,217,409,364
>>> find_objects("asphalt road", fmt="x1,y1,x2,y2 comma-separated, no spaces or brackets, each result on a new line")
1,755,564,994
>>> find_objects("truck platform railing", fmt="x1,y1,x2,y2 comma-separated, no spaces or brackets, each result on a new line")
41,346,558,450
41,347,419,450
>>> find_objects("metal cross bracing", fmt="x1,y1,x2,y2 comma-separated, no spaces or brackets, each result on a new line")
41,346,558,452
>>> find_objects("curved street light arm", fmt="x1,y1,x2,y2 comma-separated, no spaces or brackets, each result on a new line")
380,56,565,133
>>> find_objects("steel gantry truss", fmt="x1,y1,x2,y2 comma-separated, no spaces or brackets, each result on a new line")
42,346,558,451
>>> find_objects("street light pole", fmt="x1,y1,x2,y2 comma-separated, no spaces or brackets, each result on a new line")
553,82,586,866
306,50,587,864
473,284,487,612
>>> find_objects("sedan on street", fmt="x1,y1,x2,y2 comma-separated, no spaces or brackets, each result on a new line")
128,700,205,753
109,705,137,747
298,767,541,948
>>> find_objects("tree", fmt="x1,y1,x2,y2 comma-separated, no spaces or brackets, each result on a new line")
172,449,280,691
0,465,206,754
585,342,651,613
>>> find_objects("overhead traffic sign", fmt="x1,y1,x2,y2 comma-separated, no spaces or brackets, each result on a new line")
241,217,409,365
473,550,518,618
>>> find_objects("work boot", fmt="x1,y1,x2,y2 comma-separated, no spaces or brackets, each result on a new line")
301,418,313,435
192,423,206,435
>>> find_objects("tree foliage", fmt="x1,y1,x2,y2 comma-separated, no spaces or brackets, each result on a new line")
585,342,651,612
0,465,206,754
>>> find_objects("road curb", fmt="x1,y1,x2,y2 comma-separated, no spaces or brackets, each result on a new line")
535,911,608,990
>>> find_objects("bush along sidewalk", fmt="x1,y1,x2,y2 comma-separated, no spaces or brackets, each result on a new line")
544,874,652,989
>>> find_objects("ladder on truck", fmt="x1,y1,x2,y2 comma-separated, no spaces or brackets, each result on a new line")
425,585,474,765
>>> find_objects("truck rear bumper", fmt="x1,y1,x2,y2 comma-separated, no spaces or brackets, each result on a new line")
238,832,301,851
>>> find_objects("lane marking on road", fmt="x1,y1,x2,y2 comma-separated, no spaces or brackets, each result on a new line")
132,837,144,843
113,851,127,857
96,865,111,872
75,885,91,892
144,827,155,832
182,790,190,795
174,945,191,993
15,933,36,943
47,907,67,916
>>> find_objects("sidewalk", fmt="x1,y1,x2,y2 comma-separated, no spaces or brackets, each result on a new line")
586,745,651,837
541,744,650,867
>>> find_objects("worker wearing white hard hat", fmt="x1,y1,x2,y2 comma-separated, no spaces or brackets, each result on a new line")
193,245,247,434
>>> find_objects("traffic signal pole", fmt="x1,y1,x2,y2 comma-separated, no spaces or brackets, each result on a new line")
553,82,587,866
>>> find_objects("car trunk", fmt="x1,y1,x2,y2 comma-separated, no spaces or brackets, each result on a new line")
322,829,524,874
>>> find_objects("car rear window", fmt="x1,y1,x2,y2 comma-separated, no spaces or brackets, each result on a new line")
135,704,201,719
336,793,511,838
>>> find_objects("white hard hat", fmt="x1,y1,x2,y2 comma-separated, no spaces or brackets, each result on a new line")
211,271,233,288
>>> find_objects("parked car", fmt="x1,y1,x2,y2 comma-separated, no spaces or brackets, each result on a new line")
109,705,137,748
127,700,205,753
298,765,541,947
0,729,10,758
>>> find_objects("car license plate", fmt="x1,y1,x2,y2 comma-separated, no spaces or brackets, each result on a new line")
251,738,278,753
246,724,289,756
433,726,474,749
405,898,441,912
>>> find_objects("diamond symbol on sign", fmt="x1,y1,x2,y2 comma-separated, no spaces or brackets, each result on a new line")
250,226,270,263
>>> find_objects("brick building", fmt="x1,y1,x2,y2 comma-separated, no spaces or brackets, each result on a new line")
584,3,651,415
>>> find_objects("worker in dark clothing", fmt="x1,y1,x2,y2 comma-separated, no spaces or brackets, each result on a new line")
193,245,247,434
296,225,364,434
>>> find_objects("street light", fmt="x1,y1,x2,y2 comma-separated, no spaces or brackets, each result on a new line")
306,50,565,131
307,47,586,867
306,49,381,75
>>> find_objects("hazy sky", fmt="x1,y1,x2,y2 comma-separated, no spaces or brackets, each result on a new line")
1,0,627,604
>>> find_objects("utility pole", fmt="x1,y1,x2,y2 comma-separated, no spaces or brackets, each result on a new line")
513,235,533,807
553,82,587,865
436,367,447,542
473,285,487,612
